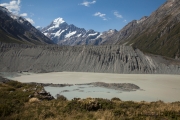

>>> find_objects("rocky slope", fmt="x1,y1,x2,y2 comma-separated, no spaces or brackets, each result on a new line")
0,6,53,45
104,0,180,59
0,43,179,74
41,18,117,45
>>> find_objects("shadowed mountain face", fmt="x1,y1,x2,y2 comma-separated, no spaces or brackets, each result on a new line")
104,0,180,59
41,18,117,45
0,6,53,45
0,43,179,74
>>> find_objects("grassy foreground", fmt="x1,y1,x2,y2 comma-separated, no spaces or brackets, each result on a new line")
0,79,180,120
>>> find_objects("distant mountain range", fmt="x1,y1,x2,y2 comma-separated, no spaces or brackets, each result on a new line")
41,18,117,45
0,6,53,45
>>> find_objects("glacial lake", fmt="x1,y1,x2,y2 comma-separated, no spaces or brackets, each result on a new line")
3,72,180,102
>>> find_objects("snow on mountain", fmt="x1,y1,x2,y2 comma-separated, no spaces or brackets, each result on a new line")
76,34,82,37
53,17,65,25
65,31,77,38
88,32,98,37
41,17,104,45
47,17,65,31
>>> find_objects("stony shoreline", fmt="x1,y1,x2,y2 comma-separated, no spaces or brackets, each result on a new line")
76,82,140,91
26,82,141,92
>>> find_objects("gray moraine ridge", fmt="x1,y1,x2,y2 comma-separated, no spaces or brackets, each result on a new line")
0,43,180,74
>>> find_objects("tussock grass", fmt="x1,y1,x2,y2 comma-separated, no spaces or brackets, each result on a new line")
0,80,180,120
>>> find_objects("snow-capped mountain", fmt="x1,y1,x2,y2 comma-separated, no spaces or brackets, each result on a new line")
41,17,117,45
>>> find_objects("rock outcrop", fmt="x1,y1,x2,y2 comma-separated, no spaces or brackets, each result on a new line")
0,43,179,74
77,82,140,91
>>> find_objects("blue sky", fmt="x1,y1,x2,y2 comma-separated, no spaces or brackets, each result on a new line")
0,0,166,32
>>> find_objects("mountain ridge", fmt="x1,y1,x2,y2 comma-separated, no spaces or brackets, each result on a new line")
0,42,179,74
103,0,180,59
0,6,54,45
41,17,117,45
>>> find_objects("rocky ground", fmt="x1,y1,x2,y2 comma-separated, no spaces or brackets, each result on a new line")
76,82,140,91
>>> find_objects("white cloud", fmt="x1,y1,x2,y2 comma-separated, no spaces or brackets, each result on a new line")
94,12,107,20
20,13,28,17
80,0,96,7
0,0,21,15
25,18,35,24
123,20,127,23
0,0,35,24
114,11,123,18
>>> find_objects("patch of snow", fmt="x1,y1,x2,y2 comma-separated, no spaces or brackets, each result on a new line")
88,32,98,37
108,29,114,33
44,33,48,36
96,33,102,39
76,34,82,37
82,34,87,37
19,19,24,23
65,31,77,38
55,30,65,37
9,14,18,20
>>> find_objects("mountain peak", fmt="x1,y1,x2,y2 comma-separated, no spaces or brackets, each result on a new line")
53,17,65,25
108,29,117,33
136,16,148,24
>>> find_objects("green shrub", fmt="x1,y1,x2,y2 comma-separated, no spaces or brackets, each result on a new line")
56,94,67,101
111,97,121,101
6,81,23,88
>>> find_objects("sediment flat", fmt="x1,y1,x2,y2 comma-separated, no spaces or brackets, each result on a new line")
9,72,180,102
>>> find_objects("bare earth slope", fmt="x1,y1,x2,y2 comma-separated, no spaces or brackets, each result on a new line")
0,43,179,74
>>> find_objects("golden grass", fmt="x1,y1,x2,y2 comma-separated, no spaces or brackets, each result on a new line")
0,80,180,120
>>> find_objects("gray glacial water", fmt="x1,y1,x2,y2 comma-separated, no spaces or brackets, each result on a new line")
44,85,126,100
7,72,180,102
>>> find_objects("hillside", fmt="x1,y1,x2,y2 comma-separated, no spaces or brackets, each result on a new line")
104,0,180,59
0,43,179,74
0,6,53,45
